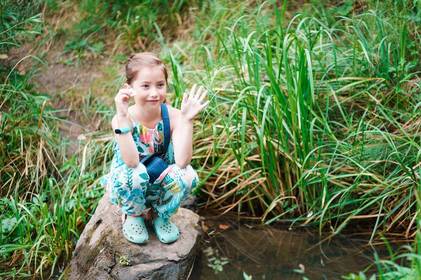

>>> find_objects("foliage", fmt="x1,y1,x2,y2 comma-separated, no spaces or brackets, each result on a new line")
343,234,421,279
203,246,229,274
181,0,420,238
0,0,43,53
0,1,107,278
56,0,201,60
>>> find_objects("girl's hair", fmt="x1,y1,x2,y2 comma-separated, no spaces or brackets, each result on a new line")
125,52,168,85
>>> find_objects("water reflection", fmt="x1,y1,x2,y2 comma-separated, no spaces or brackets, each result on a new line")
191,219,392,279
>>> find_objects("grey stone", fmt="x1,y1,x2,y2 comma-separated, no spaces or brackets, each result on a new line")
64,192,201,280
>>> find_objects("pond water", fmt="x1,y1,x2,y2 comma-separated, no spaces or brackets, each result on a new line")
191,215,396,280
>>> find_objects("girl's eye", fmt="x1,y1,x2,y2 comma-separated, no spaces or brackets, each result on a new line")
141,84,149,89
157,84,164,88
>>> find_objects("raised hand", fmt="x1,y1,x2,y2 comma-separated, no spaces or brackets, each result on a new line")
114,83,135,117
181,84,209,121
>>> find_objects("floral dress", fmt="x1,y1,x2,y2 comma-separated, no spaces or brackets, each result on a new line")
101,116,199,219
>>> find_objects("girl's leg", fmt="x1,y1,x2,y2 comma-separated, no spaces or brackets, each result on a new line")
110,163,150,216
150,164,198,243
109,163,151,244
152,164,199,220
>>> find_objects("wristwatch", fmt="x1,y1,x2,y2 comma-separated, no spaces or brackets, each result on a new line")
114,127,132,134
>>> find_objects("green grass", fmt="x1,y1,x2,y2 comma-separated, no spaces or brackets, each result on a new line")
0,1,109,278
181,0,420,238
0,76,109,277
48,0,203,62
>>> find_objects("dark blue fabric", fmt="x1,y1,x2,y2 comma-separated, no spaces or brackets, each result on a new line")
140,103,171,182
161,103,170,155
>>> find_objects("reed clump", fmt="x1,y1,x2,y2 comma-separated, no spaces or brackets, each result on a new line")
189,1,420,238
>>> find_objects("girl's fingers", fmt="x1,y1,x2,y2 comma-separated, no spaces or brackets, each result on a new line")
183,89,190,104
198,88,207,103
118,92,131,102
123,83,132,90
120,91,131,97
121,96,129,103
119,88,132,96
189,84,197,100
200,100,210,109
182,91,187,104
183,86,191,101
115,91,129,100
191,85,199,100
195,85,204,100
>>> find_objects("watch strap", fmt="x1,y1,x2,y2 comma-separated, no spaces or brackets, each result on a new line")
114,127,132,134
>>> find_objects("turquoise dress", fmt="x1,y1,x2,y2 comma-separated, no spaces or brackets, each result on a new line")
101,116,198,219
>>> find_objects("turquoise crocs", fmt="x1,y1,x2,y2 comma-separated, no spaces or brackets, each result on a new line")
122,215,149,244
153,216,180,244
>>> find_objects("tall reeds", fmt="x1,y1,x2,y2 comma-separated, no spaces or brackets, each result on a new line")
191,1,420,237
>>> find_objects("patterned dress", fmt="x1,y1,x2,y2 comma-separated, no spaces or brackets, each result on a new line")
101,115,199,219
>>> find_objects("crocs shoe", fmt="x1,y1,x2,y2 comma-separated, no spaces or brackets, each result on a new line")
122,215,149,244
153,216,180,244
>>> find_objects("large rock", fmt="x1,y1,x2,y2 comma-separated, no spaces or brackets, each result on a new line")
64,193,201,280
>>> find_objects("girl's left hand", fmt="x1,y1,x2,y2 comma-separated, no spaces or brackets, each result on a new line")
181,84,209,121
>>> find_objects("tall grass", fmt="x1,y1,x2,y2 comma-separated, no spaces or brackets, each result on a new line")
1,1,108,278
184,0,420,238
347,170,419,279
0,76,108,278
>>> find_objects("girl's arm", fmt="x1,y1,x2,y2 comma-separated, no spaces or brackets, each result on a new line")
171,85,209,169
112,84,139,168
112,114,139,168
171,112,193,168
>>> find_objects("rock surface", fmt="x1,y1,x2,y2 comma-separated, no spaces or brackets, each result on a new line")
65,193,201,280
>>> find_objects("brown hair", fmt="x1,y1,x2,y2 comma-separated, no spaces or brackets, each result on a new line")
125,52,168,85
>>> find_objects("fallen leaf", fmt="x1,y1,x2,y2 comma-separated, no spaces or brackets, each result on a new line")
218,223,230,230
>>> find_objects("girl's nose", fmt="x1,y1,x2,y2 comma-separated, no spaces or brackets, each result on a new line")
150,87,159,97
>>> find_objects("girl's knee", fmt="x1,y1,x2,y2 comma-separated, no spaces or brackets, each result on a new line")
184,165,199,187
114,163,149,190
170,164,197,180
166,164,198,195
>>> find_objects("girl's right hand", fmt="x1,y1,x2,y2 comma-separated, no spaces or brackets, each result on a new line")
114,83,134,117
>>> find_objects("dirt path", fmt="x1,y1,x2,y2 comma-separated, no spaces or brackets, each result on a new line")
6,35,118,154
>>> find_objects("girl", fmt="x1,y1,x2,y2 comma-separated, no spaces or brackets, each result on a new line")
101,52,208,244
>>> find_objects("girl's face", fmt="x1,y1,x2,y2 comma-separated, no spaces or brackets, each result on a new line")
130,65,167,108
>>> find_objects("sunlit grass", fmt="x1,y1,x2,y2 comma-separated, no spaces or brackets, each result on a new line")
0,76,109,278
183,0,420,238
